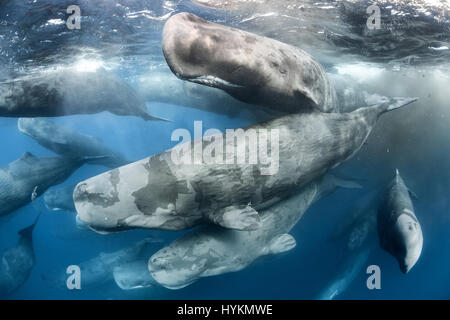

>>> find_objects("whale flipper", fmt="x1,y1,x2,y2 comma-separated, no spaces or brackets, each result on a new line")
269,234,297,254
206,205,261,231
373,97,419,116
384,97,419,112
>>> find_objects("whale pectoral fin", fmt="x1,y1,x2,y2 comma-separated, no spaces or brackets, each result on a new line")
269,234,296,254
121,214,149,227
208,205,261,231
119,211,195,231
120,214,170,229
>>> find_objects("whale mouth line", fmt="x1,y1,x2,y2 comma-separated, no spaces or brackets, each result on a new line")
185,75,244,89
400,209,418,223
150,271,200,290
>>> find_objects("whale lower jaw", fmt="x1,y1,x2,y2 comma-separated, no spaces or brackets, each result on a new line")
183,75,244,90
150,275,198,290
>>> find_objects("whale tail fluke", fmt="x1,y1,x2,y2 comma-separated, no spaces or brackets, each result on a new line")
377,97,419,116
357,97,418,122
18,215,40,238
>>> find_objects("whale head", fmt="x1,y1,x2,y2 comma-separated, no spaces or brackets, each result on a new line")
392,212,423,274
73,178,122,233
72,164,148,233
148,235,212,290
149,253,206,290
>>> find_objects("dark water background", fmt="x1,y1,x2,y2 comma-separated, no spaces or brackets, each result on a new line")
0,0,449,299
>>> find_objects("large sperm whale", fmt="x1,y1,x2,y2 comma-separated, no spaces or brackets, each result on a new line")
18,118,129,168
378,169,423,274
0,152,95,217
162,12,336,114
74,97,417,234
136,71,378,121
0,67,166,121
0,214,40,296
318,191,379,300
148,174,360,290
317,247,372,300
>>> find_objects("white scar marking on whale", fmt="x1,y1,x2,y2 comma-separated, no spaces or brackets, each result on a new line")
190,76,244,89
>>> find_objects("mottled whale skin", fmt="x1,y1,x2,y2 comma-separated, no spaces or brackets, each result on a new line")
42,238,156,290
44,184,76,212
148,175,360,290
18,118,129,168
74,97,417,234
0,153,86,217
0,215,39,296
162,13,336,113
378,170,423,274
0,68,164,121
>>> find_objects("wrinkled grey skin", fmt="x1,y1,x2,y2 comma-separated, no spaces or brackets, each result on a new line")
162,13,336,113
113,259,157,290
74,97,417,234
0,152,87,217
0,215,39,296
378,170,423,274
18,118,129,168
44,184,76,212
42,238,157,290
148,174,360,290
0,68,165,121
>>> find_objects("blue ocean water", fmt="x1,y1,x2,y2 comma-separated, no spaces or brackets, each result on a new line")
0,0,449,299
